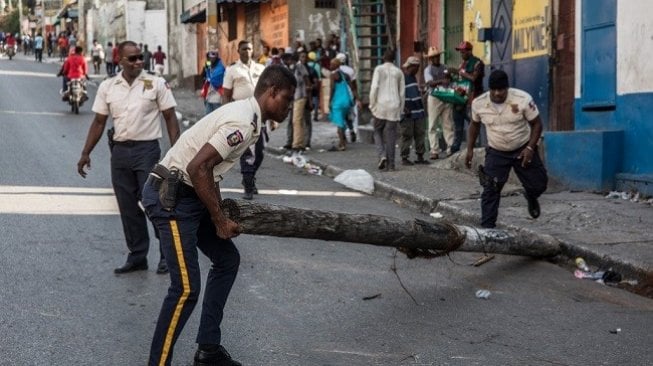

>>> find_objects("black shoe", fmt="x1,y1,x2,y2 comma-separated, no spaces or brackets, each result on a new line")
415,157,430,165
526,194,541,219
401,158,414,166
378,157,387,170
350,131,357,143
156,260,168,274
243,190,254,200
282,144,292,150
194,345,242,366
114,260,148,274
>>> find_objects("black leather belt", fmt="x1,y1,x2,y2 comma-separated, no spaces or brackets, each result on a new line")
113,139,157,146
146,172,197,197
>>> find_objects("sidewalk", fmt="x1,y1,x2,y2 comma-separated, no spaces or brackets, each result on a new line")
174,87,653,298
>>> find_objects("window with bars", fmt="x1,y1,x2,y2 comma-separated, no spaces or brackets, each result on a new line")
315,0,336,9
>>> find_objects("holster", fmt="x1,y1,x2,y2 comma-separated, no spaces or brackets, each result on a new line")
153,164,182,211
107,127,115,151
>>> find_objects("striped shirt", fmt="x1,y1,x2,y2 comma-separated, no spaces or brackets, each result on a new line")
404,73,425,119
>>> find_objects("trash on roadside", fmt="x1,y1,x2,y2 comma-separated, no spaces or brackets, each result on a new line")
475,289,491,299
575,257,590,272
334,169,374,194
282,156,293,164
430,212,444,219
472,255,495,267
362,293,381,301
292,154,307,168
574,268,622,284
304,163,323,175
609,328,621,334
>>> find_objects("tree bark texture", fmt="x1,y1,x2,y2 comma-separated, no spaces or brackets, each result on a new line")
221,199,561,258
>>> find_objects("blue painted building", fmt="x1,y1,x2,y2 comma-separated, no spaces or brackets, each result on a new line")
545,0,653,195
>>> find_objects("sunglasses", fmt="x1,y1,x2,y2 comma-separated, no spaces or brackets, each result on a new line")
124,54,144,62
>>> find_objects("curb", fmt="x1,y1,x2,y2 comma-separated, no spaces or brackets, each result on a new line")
265,146,651,296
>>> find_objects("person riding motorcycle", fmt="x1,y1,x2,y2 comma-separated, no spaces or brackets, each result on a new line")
60,46,89,103
5,33,16,58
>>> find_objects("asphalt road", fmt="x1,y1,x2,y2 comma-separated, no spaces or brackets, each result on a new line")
1,55,652,366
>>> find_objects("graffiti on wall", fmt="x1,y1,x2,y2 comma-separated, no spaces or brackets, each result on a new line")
307,10,339,41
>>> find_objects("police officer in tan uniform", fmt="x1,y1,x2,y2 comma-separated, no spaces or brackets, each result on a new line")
77,41,180,274
143,65,296,366
465,70,548,228
222,40,267,200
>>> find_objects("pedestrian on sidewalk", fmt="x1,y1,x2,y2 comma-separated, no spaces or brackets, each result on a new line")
222,40,266,200
370,49,405,171
153,45,166,76
328,57,355,151
143,65,296,366
33,33,44,62
336,53,361,143
465,69,548,228
76,41,180,275
291,50,312,153
452,41,485,154
91,40,104,74
423,47,453,159
142,44,153,73
202,50,225,115
104,42,115,76
400,56,429,165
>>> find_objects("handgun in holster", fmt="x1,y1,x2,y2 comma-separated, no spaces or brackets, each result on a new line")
107,127,115,151
153,164,182,211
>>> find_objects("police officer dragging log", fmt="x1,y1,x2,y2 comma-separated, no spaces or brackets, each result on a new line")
142,65,296,366
465,69,548,228
77,40,180,275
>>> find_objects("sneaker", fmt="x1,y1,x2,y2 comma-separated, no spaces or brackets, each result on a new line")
401,158,414,166
526,194,540,219
377,157,387,170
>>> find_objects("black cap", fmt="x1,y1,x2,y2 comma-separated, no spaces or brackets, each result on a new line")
488,69,509,90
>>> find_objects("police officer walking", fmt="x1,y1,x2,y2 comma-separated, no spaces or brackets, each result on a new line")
142,65,296,366
77,41,180,274
222,40,267,200
465,69,548,228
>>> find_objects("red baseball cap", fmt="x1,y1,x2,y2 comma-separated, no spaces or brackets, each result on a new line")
455,41,473,51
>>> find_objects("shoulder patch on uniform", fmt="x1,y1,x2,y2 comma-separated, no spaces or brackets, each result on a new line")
528,100,537,111
227,130,244,147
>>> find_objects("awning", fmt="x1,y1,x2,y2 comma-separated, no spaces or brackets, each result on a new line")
181,1,207,24
217,0,269,3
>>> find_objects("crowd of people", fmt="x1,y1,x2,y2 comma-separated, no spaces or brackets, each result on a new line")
46,32,546,366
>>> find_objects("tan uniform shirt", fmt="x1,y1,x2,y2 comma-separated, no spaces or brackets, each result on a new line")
158,97,262,185
92,72,177,142
471,88,539,151
223,59,265,101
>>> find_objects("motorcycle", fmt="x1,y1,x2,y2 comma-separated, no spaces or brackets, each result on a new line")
63,78,88,114
6,44,16,60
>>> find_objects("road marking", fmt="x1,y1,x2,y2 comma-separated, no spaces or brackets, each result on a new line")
0,70,58,78
0,185,364,215
0,110,70,117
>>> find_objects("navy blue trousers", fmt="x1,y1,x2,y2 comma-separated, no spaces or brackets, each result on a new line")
240,133,265,175
110,140,162,264
142,179,240,366
481,145,548,228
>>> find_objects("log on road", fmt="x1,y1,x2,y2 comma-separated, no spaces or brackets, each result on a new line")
221,199,561,258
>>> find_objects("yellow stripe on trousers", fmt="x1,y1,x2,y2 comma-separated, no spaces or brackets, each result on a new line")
158,220,191,366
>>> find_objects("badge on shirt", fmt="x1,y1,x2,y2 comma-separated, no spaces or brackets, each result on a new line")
227,130,244,147
142,79,154,91
511,104,520,114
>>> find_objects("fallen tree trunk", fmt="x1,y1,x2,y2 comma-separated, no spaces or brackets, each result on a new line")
221,199,561,258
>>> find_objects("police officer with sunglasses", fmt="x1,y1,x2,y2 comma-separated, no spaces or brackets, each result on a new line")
77,40,181,275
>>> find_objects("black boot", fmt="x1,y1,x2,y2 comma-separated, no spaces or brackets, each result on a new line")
242,174,255,200
252,176,258,194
